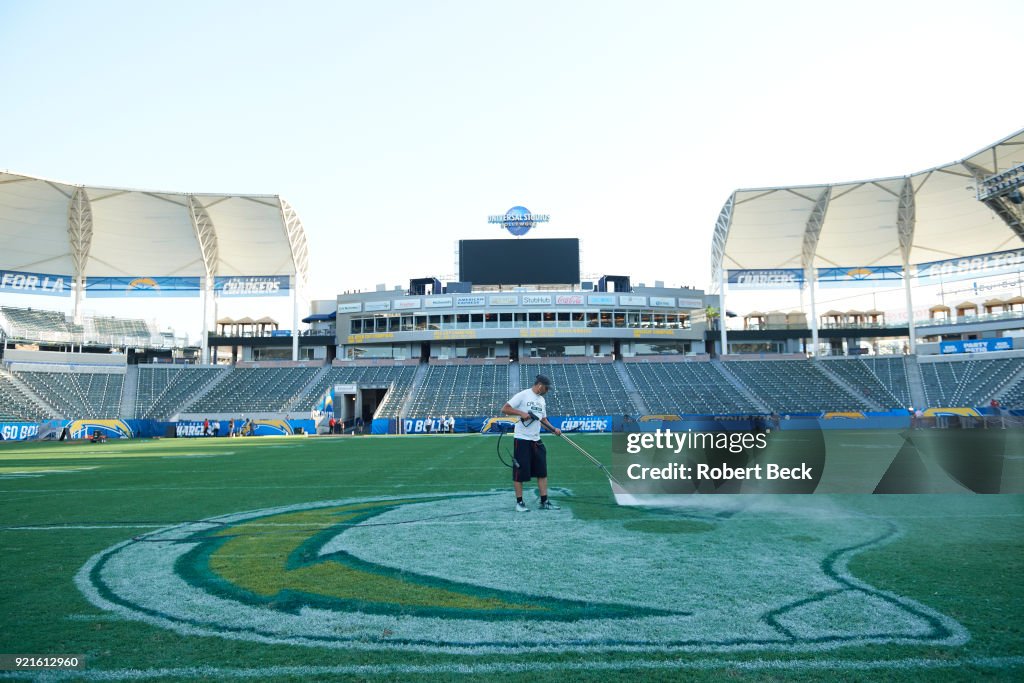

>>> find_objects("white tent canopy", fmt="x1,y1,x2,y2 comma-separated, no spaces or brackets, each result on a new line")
0,171,310,362
0,172,309,282
712,129,1024,279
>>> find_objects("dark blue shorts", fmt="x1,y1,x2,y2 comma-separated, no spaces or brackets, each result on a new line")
513,438,547,482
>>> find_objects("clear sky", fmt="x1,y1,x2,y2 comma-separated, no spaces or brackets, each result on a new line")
1,0,1022,339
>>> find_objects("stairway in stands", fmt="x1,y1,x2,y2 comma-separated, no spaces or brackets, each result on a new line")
613,360,650,416
119,365,139,419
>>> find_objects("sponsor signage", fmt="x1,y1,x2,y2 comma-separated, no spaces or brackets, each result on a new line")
587,294,616,306
0,269,71,297
677,297,703,309
425,297,453,308
817,266,904,287
85,276,200,298
487,205,550,237
456,295,486,307
555,294,584,305
365,300,391,312
334,384,358,393
940,339,1013,354
214,275,290,297
727,269,804,289
394,299,422,310
916,249,1024,283
522,294,552,306
619,295,647,306
270,330,292,337
337,302,362,314
489,295,519,306
649,296,675,307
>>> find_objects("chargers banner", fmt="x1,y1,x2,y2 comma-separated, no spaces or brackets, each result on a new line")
916,249,1024,283
311,390,334,420
0,422,40,441
0,270,71,297
726,269,803,290
816,266,904,287
550,416,612,433
940,339,1013,354
214,276,290,297
85,276,201,298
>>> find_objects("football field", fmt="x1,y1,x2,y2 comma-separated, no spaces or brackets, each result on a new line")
1,434,1022,682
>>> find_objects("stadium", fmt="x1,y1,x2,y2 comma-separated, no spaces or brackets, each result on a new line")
2,133,1024,678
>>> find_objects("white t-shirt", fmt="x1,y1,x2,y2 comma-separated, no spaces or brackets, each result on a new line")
507,388,547,441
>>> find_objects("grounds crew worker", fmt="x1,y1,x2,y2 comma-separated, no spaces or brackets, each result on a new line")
502,374,562,512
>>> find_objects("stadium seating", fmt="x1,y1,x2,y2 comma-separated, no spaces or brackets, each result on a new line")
0,372,49,421
518,362,631,416
135,367,229,420
820,357,912,409
723,360,868,413
183,367,319,413
919,357,1024,407
12,370,124,419
625,362,759,415
91,316,150,340
1,307,72,336
293,365,417,418
407,364,510,418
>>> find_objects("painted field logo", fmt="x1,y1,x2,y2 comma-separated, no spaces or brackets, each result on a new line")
76,493,968,654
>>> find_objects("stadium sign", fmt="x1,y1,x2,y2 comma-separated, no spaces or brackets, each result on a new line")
0,269,71,297
393,299,421,310
488,295,518,306
676,297,703,309
365,301,391,312
77,493,968,656
487,206,550,237
522,294,552,306
940,339,1013,354
85,276,200,298
587,295,616,306
214,275,290,297
455,295,486,307
619,296,647,307
337,302,363,314
556,294,584,305
727,269,804,290
916,249,1024,283
0,422,39,441
425,297,453,308
649,296,675,307
817,266,904,287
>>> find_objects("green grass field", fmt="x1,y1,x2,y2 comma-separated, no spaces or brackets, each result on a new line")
0,434,1022,682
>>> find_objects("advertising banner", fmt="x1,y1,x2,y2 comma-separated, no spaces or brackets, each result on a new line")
939,339,1013,354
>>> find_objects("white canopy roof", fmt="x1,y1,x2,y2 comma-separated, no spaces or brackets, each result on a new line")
712,129,1024,281
0,172,309,282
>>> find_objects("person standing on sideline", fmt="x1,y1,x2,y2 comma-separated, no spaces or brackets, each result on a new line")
501,374,562,512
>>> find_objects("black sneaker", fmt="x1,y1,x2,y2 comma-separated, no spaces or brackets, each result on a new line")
539,499,561,510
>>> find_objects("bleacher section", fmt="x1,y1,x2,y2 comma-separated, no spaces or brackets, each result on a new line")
406,364,509,418
820,357,912,409
0,372,48,421
625,361,759,415
1,307,72,336
294,365,417,418
919,357,1024,408
92,316,150,339
12,370,124,419
135,367,227,420
184,367,319,413
519,362,631,416
724,360,868,413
